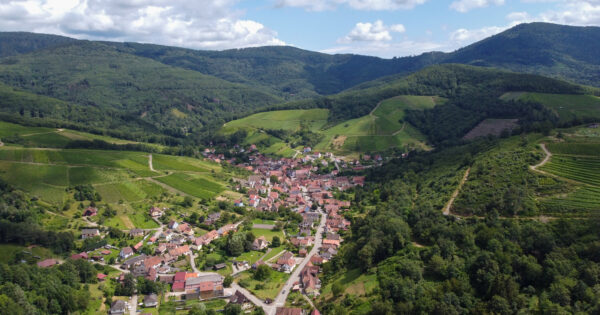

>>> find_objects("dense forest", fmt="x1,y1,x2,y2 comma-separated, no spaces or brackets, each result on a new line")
319,136,600,314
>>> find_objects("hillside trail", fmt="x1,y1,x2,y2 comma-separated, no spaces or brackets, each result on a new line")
530,143,552,171
443,167,471,216
148,154,155,171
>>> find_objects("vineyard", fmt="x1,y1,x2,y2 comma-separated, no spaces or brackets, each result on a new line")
539,133,600,214
540,186,600,214
540,156,600,186
546,143,600,156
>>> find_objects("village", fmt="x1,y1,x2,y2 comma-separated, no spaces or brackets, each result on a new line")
36,145,361,315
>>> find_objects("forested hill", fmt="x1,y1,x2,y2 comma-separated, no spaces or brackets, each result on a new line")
3,22,600,101
0,41,282,140
264,64,594,144
444,23,600,87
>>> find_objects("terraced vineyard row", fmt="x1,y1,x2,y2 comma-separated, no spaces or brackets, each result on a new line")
540,186,600,214
540,156,600,186
546,143,600,156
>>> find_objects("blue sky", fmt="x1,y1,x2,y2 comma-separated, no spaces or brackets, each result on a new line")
0,0,598,58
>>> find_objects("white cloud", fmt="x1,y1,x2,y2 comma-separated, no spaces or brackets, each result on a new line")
275,0,427,11
450,0,505,13
450,26,506,43
0,0,285,50
339,20,406,43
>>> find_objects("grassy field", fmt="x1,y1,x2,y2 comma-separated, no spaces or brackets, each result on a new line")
222,109,329,133
320,268,378,299
500,92,600,122
250,228,285,242
236,270,290,300
222,95,442,155
235,250,264,264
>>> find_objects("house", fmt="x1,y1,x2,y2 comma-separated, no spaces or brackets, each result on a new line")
37,258,58,268
133,241,143,252
121,255,147,269
277,252,296,273
120,247,134,259
149,207,163,218
130,229,144,237
214,263,227,270
70,252,88,260
205,212,221,225
168,220,179,230
83,207,97,216
229,290,253,310
234,200,244,207
168,245,191,258
276,307,305,315
218,224,237,236
252,236,269,250
144,256,163,270
184,274,225,298
143,294,158,308
97,273,107,281
81,228,100,239
109,300,127,315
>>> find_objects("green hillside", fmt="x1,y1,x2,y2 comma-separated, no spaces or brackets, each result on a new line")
318,126,600,314
0,121,239,232
0,41,281,138
220,95,444,155
501,92,600,122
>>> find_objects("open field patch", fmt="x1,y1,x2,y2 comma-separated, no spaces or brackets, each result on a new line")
463,118,519,140
155,172,224,199
223,109,329,133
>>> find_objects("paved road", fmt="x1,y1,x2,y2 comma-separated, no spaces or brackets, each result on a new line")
129,295,137,315
271,209,326,312
231,282,276,315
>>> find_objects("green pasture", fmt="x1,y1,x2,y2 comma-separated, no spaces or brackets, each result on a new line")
222,109,329,133
501,92,600,122
154,172,224,199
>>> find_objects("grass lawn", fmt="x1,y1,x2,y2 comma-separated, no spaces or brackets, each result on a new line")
0,244,57,264
236,270,290,300
252,219,277,225
320,268,378,299
262,246,285,262
235,250,264,264
250,228,284,242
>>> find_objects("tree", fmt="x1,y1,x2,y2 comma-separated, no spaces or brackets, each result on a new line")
223,275,233,288
271,236,281,248
115,273,135,296
182,196,194,207
223,303,242,315
227,233,245,257
332,282,344,297
254,264,271,281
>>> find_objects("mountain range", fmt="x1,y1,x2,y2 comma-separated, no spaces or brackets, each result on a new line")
0,22,599,143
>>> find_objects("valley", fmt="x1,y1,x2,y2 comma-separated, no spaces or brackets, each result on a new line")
1,21,600,315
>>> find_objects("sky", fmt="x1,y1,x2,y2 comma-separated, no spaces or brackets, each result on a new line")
0,0,599,58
